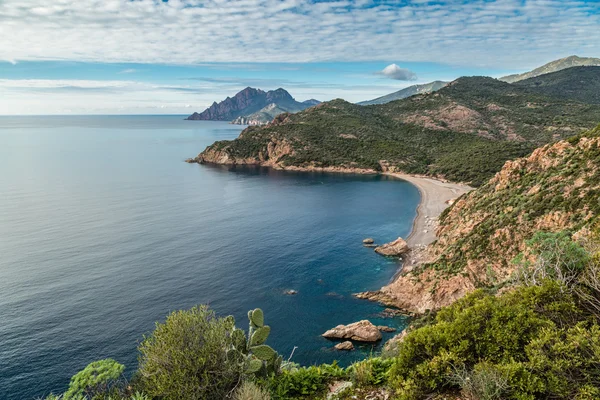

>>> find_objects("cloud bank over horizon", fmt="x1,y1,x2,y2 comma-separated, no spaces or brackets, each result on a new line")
1,0,599,69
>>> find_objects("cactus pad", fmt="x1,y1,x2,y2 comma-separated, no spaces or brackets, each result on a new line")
249,308,264,328
251,344,276,361
250,326,271,346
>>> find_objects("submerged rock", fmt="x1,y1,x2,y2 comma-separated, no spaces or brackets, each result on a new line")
322,320,382,342
363,243,377,248
284,289,298,295
374,237,409,257
334,341,354,351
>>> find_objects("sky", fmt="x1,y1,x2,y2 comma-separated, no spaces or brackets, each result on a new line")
1,0,600,115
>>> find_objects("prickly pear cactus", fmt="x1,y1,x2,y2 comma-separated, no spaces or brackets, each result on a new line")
243,308,281,377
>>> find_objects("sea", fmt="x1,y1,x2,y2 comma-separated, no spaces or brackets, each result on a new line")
0,115,420,399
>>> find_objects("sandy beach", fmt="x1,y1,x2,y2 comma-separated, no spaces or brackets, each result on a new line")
386,173,472,252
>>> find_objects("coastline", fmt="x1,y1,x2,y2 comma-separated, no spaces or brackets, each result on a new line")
384,173,473,273
190,158,472,266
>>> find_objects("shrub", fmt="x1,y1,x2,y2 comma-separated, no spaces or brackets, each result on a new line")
386,282,599,399
450,363,509,400
137,305,243,400
266,363,346,399
514,231,589,288
63,359,124,399
234,381,271,400
349,357,393,387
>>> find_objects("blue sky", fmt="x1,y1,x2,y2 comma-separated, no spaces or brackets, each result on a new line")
1,0,599,115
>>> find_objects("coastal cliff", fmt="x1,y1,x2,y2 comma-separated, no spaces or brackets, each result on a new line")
368,125,600,313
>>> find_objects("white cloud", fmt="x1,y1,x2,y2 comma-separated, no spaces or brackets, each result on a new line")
0,0,599,68
118,68,136,74
378,64,417,80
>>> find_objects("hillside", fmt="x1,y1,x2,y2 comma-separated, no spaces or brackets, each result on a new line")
357,81,448,105
191,76,600,186
231,101,320,125
514,66,600,104
500,55,600,83
185,87,312,121
373,125,600,313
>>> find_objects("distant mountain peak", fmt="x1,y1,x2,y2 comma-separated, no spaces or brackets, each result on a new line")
358,81,448,105
500,55,600,83
186,87,319,123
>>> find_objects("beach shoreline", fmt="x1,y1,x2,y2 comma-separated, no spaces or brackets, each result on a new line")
191,159,473,276
384,173,473,273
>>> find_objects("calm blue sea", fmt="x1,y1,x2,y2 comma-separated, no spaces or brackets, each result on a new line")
0,115,419,400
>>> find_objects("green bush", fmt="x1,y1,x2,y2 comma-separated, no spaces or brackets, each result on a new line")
386,281,600,399
266,363,347,399
137,305,243,400
349,357,393,387
63,359,124,399
234,380,271,400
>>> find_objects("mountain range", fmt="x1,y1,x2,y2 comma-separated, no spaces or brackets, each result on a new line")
499,55,600,83
186,87,319,124
191,66,600,186
357,81,448,105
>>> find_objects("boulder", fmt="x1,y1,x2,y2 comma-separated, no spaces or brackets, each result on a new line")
374,237,409,257
363,238,375,244
334,341,354,351
377,326,397,333
322,320,382,342
284,289,298,295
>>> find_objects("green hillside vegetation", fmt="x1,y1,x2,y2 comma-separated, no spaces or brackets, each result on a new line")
514,66,600,104
200,77,600,186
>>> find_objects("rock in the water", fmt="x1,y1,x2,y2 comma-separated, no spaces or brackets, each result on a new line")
377,326,397,333
184,158,198,163
363,238,375,244
284,289,298,295
374,237,409,256
363,243,377,248
334,341,354,351
322,320,382,342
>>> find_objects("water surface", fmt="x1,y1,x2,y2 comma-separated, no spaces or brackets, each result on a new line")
0,116,419,399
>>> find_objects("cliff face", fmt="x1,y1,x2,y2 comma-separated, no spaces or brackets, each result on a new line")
186,87,316,122
378,126,600,313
